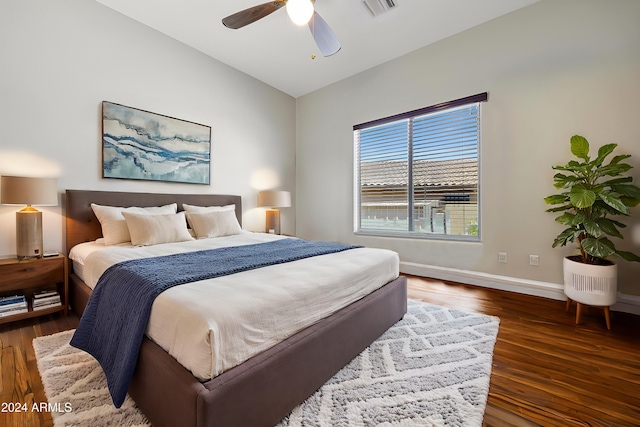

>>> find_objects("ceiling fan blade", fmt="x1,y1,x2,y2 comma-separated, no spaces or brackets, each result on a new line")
308,12,341,57
222,1,286,29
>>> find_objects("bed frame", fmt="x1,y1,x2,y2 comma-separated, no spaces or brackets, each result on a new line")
64,189,407,427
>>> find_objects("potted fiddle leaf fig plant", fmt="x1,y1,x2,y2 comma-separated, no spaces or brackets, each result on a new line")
544,135,640,323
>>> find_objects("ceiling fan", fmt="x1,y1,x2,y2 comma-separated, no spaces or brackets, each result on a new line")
222,0,341,57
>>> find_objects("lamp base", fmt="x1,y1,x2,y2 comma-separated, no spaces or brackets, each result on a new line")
265,209,281,235
16,207,43,259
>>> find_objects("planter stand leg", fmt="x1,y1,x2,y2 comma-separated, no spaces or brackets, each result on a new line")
575,303,582,325
566,296,612,330
604,306,611,330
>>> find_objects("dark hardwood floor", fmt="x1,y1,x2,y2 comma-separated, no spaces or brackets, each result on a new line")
407,276,640,427
1,275,639,426
0,313,79,427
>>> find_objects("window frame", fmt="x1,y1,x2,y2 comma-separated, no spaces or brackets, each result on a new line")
353,93,487,241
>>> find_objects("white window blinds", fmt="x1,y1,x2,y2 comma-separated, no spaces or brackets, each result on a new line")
354,93,487,239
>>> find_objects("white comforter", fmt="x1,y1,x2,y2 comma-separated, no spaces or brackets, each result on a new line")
70,232,399,381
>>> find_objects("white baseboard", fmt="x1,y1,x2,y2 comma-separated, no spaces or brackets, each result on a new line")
615,293,640,316
400,261,640,316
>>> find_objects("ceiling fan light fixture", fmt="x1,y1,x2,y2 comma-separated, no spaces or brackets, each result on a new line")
286,0,314,26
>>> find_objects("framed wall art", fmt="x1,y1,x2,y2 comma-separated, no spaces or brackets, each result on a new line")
102,101,211,184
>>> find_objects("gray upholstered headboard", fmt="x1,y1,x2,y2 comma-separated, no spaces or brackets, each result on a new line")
65,190,242,252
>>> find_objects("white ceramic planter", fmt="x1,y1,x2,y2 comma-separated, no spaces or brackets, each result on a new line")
563,256,617,306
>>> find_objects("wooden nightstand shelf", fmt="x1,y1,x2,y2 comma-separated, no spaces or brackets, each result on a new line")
0,254,68,325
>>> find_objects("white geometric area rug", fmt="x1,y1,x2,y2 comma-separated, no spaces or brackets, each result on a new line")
33,300,499,427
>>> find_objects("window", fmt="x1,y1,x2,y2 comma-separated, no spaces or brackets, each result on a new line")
354,93,487,240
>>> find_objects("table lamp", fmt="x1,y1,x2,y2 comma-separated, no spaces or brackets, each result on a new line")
258,190,291,235
1,175,58,259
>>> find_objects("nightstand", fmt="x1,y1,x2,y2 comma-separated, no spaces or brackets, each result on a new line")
0,254,68,324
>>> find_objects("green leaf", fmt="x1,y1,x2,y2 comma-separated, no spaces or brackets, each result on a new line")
581,237,616,258
553,173,578,189
553,163,580,173
599,191,630,214
582,218,600,238
552,228,577,248
544,194,568,205
608,218,626,228
556,212,585,226
621,196,640,207
570,186,596,208
570,135,590,160
609,154,631,165
593,143,617,166
592,199,621,216
612,183,640,198
596,218,623,239
553,172,570,180
598,163,632,177
545,204,573,213
555,213,576,226
602,177,632,187
616,250,640,262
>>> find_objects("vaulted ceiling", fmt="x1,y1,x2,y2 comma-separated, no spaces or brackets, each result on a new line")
95,0,538,97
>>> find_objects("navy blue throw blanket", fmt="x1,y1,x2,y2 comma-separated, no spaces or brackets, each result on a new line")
70,238,360,407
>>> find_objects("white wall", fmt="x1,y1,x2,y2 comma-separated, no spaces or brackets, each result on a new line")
0,0,296,255
296,0,640,296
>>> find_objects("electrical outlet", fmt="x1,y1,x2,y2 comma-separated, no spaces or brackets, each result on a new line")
529,255,539,266
498,252,507,263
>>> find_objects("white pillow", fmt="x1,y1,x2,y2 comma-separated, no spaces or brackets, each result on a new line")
186,210,242,239
91,203,177,245
122,211,193,246
182,203,235,214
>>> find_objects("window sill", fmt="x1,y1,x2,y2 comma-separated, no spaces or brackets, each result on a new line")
354,230,480,243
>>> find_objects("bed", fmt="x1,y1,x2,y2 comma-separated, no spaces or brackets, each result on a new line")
64,189,407,427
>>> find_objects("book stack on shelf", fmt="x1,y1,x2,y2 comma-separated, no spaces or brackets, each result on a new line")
0,294,28,317
32,290,62,311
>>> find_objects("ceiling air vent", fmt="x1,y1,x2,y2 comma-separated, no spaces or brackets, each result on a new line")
361,0,397,18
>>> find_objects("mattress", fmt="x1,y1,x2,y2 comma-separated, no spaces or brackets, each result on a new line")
69,232,399,381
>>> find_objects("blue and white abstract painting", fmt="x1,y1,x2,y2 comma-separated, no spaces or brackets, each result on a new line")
102,101,211,184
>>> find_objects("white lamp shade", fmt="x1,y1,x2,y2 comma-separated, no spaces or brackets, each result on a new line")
286,0,314,26
1,176,58,206
258,190,291,208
